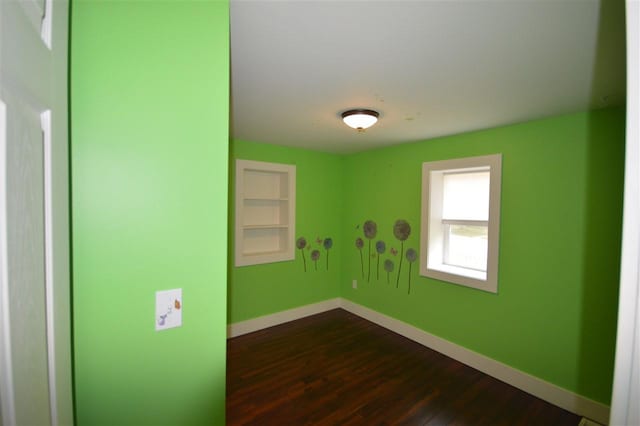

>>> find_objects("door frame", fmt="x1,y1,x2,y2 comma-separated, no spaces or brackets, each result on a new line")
610,1,640,424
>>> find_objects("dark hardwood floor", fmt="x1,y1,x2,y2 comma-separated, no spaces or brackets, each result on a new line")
227,309,581,425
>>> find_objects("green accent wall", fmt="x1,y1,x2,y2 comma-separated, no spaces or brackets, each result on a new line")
341,108,625,404
71,1,229,425
228,140,343,323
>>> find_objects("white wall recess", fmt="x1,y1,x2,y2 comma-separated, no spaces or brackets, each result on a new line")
235,159,296,266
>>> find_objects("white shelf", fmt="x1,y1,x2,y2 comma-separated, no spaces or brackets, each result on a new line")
243,224,289,230
235,159,296,266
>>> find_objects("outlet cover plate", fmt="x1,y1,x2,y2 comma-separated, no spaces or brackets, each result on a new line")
156,288,182,331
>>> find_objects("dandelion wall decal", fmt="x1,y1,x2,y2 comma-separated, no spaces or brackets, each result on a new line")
363,220,377,282
296,237,308,272
384,259,394,285
393,220,411,288
311,249,320,271
323,237,333,270
296,237,307,249
355,237,365,278
375,240,386,281
405,248,417,294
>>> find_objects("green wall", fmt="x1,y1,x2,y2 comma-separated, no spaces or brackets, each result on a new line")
228,140,343,323
228,109,624,405
341,108,625,404
71,1,229,425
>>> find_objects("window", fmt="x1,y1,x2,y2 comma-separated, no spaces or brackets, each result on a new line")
420,154,502,293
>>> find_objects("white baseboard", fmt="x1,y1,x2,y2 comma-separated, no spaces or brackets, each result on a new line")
339,299,610,425
227,298,341,338
227,297,610,425
579,417,604,426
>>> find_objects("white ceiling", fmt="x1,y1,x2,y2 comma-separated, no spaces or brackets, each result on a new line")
230,0,626,154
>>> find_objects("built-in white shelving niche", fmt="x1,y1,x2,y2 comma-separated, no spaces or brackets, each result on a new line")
235,159,296,266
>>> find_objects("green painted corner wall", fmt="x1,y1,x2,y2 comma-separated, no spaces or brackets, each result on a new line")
340,108,625,404
228,140,343,323
227,108,624,405
70,1,229,425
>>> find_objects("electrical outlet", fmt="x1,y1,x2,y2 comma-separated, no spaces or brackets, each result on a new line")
156,288,182,331
352,279,357,289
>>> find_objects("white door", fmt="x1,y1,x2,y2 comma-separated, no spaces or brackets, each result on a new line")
610,1,640,425
0,0,72,425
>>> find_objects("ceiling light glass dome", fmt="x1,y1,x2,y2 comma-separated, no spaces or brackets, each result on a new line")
341,109,379,131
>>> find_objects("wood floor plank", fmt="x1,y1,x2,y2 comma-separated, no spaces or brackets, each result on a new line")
227,309,581,425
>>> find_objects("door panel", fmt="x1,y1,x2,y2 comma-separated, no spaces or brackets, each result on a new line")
4,94,50,426
0,0,71,424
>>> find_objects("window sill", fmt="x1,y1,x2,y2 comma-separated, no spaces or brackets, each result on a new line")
422,263,496,293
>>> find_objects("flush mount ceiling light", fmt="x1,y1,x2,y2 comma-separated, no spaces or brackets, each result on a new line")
341,109,379,131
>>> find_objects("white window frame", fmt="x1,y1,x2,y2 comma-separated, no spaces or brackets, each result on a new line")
420,154,502,293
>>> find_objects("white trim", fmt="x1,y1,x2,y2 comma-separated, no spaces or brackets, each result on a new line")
610,1,640,425
227,297,610,424
227,298,341,338
41,110,57,425
0,99,17,426
339,299,610,425
579,417,604,426
40,0,52,49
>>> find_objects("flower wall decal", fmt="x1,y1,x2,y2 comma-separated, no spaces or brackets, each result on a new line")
323,238,333,271
375,240,386,281
292,234,335,273
296,237,307,249
393,220,411,241
363,220,377,239
363,220,377,282
352,219,416,293
384,259,394,285
355,237,364,278
296,237,307,272
405,248,417,294
311,249,320,271
393,219,411,288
